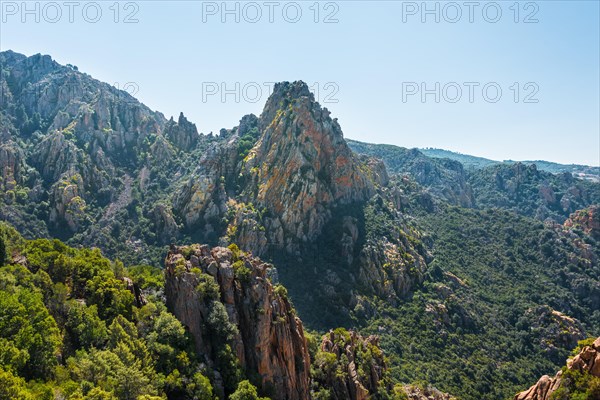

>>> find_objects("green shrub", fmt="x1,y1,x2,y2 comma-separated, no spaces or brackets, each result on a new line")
233,260,252,283
571,338,597,356
274,284,288,300
195,273,220,301
229,379,269,400
228,243,241,261
127,265,164,290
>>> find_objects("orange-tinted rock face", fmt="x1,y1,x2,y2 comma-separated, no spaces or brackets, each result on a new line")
514,337,600,400
242,82,374,246
564,205,600,240
164,244,311,400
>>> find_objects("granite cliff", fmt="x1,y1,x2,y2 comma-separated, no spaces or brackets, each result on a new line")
164,244,311,399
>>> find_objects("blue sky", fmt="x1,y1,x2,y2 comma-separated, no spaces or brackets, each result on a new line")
1,1,599,165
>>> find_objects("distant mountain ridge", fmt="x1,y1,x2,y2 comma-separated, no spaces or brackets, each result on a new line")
347,139,600,223
419,147,599,180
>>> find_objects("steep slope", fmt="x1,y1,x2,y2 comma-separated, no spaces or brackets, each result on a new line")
311,328,393,400
515,337,600,400
2,50,599,400
2,221,403,400
199,82,428,328
0,51,429,331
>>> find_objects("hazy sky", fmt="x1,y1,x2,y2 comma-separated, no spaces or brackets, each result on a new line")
1,1,599,165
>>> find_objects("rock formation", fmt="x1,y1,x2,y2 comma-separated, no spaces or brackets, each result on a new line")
0,51,431,328
164,244,311,400
313,329,390,400
524,305,586,363
122,276,146,308
470,163,600,223
346,140,474,208
241,81,376,249
0,50,170,236
164,112,199,150
514,337,600,400
565,205,600,240
0,140,24,192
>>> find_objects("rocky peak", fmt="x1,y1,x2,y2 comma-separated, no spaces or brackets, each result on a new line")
242,81,376,245
257,81,313,132
3,53,62,92
164,244,311,400
1,51,165,138
0,49,27,66
238,113,259,137
164,112,199,150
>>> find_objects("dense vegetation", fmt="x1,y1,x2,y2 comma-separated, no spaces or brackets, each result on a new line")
551,367,600,400
263,182,600,400
0,222,270,400
357,206,599,400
